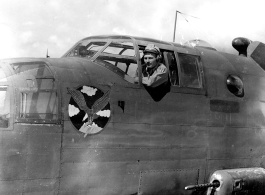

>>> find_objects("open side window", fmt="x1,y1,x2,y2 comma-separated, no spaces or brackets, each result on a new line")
138,46,179,86
11,62,59,124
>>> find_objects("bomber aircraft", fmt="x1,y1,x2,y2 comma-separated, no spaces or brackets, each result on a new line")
0,35,265,195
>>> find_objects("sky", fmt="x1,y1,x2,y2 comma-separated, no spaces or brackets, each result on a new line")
0,0,265,59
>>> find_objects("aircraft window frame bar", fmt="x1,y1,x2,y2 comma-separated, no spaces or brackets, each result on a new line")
163,51,180,86
86,40,111,60
95,53,136,62
130,37,142,87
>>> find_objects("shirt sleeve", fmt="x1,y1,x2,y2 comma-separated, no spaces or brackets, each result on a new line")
142,64,168,88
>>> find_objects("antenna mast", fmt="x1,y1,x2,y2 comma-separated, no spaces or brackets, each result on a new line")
46,49,50,58
173,10,200,42
173,11,178,42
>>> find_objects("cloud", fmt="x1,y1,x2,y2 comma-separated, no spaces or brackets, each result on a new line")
20,31,33,44
1,0,265,58
0,24,18,58
112,27,128,35
57,23,71,33
49,35,59,43
22,21,35,26
48,1,61,10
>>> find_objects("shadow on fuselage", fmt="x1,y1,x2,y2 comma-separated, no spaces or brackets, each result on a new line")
143,79,171,102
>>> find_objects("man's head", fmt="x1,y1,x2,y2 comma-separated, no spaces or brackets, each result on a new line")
143,44,161,68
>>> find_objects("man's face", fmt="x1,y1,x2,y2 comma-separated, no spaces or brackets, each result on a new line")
144,53,157,68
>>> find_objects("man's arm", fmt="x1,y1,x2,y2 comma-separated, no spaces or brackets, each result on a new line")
142,64,168,87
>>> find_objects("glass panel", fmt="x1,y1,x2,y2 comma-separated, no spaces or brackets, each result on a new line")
0,86,9,128
179,53,201,88
95,55,137,78
103,41,135,56
227,75,244,97
66,41,107,58
127,63,138,78
20,92,57,119
11,63,52,77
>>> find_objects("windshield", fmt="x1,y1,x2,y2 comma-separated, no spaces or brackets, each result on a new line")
65,41,107,58
63,37,139,84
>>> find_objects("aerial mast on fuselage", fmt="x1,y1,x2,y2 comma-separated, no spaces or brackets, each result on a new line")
172,10,200,43
173,10,178,42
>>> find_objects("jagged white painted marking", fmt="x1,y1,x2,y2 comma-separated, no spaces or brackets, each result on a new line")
97,110,110,117
81,86,97,96
69,104,80,117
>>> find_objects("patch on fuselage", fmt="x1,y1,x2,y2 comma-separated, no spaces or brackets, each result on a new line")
67,85,111,137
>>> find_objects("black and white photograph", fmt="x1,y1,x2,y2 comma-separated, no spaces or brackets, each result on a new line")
0,0,265,194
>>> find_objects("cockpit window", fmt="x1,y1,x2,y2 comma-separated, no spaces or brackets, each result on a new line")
65,41,107,58
11,62,58,123
95,40,138,83
178,53,202,88
102,41,135,56
11,63,51,76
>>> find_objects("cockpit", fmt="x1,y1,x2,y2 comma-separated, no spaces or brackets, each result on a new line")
62,35,204,91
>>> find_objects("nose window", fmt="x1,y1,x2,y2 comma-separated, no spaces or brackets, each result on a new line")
11,62,59,123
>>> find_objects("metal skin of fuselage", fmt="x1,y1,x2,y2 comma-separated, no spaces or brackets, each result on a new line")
0,35,265,195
